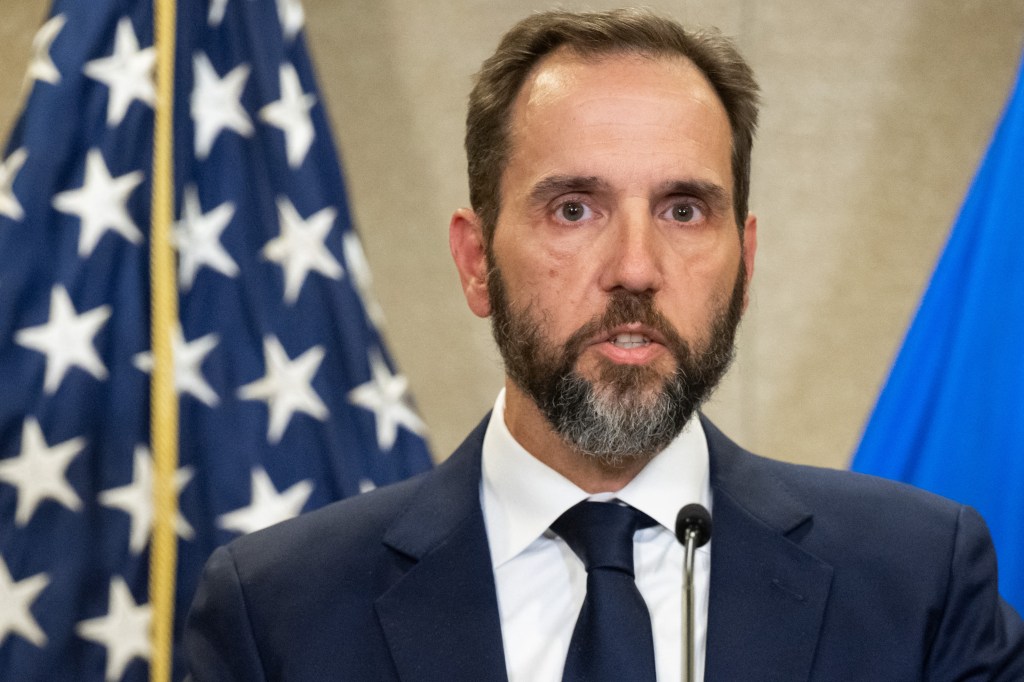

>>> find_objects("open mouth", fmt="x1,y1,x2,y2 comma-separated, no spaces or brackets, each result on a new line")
609,332,652,349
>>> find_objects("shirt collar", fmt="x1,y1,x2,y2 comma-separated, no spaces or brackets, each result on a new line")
481,389,711,568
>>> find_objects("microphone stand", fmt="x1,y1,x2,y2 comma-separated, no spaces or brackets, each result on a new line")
682,524,699,682
676,504,712,682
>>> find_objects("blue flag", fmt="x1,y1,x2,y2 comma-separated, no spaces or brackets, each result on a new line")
0,1,433,679
852,53,1024,612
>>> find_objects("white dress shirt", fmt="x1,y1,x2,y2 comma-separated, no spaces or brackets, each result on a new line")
480,389,712,681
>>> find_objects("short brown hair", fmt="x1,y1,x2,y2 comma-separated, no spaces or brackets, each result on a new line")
465,8,760,242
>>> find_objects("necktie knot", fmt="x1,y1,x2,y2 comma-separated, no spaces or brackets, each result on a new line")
551,501,655,576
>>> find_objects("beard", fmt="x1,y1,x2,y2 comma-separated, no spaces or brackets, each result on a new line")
488,257,746,468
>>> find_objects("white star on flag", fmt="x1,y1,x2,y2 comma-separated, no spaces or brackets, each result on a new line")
133,325,221,407
342,231,385,327
27,13,66,86
276,0,306,42
14,285,112,394
0,147,28,221
217,466,313,535
348,348,427,452
98,446,195,555
82,17,155,127
0,417,86,526
52,148,144,257
237,336,328,443
190,53,253,159
0,555,50,648
75,577,151,682
208,0,230,26
172,184,239,290
263,197,342,304
259,62,315,168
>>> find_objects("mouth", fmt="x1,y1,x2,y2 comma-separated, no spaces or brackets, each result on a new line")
585,323,669,366
609,332,652,349
598,322,668,347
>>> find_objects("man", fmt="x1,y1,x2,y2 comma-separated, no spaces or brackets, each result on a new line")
185,8,1024,680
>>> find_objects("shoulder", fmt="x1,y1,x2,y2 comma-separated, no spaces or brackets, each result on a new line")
224,469,431,579
705,416,962,522
745,450,1024,676
217,414,490,585
703,418,1024,677
703,416,973,568
751,447,959,522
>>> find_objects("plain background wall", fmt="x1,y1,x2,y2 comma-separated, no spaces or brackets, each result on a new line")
2,1,1022,469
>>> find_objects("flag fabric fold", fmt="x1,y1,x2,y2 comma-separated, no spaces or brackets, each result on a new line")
852,53,1024,613
0,1,433,679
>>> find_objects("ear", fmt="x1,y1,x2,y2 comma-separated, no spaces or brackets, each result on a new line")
449,207,492,318
740,212,758,311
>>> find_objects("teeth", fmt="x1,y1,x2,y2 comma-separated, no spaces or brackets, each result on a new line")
610,333,651,349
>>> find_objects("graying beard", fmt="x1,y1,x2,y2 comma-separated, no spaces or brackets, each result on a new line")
549,371,686,467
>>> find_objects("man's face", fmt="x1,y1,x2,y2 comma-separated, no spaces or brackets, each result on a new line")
456,49,756,464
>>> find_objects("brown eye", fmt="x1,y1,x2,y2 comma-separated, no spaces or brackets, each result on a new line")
672,204,695,222
664,201,705,223
560,202,586,222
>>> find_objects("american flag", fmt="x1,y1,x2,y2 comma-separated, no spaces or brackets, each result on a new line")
0,1,434,679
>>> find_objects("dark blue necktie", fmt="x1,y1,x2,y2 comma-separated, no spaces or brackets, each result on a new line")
551,501,658,681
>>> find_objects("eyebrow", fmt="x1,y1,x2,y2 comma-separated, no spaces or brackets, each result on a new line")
527,175,610,204
658,180,730,210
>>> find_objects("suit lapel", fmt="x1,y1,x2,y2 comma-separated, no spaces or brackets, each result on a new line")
374,418,508,682
702,418,834,682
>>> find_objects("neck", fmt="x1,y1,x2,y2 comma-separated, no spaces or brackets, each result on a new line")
502,381,654,494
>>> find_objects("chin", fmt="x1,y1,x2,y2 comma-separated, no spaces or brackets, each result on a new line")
592,357,673,397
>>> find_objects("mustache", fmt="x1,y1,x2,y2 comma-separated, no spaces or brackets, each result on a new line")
561,291,691,363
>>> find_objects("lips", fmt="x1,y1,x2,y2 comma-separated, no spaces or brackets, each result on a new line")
610,332,651,349
596,323,668,348
585,324,669,367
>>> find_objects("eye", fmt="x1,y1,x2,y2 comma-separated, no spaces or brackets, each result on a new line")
556,201,592,223
664,201,705,223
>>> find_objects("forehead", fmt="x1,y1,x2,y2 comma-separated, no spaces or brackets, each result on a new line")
505,48,733,189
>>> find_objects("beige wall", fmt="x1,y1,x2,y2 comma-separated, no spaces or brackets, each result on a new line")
3,1,1022,469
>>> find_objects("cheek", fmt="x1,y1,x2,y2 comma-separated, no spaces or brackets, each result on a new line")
504,239,587,293
679,229,743,284
664,251,722,298
662,253,742,328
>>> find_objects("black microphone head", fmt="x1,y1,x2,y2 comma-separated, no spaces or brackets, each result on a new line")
675,503,712,548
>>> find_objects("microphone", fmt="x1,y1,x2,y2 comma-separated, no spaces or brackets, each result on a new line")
675,504,712,682
675,503,712,549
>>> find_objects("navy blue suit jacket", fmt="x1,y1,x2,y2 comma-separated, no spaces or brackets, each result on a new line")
185,417,1024,680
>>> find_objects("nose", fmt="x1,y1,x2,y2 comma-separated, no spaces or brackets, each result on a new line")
599,209,663,294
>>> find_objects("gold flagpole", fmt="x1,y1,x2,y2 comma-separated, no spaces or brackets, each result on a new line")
149,0,179,679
